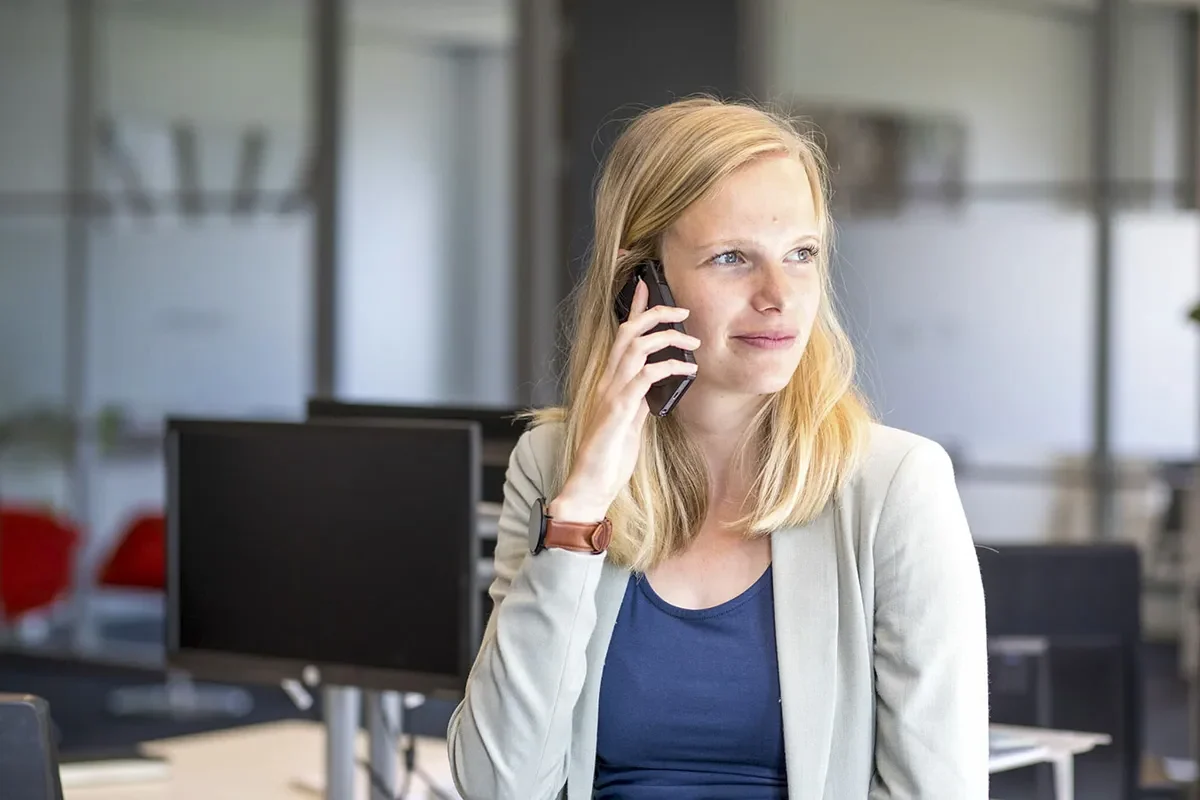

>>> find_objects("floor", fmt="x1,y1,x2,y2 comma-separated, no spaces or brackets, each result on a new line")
0,639,1192,799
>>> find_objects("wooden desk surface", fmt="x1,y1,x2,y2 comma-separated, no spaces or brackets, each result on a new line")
990,723,1112,755
63,720,460,800
61,720,1110,799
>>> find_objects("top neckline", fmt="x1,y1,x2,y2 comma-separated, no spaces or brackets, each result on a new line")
633,563,773,620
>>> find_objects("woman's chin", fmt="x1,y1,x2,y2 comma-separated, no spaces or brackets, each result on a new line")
696,371,795,400
741,366,799,396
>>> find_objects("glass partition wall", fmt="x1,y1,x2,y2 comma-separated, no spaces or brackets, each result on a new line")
0,0,317,661
0,0,520,666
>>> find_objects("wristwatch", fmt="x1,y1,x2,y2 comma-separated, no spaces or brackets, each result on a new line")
527,497,613,555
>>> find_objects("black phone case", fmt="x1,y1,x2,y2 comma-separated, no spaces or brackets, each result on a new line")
614,261,696,416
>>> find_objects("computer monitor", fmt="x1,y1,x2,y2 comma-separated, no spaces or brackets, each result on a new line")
165,417,481,698
304,399,530,505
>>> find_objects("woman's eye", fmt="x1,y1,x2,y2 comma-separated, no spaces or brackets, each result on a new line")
791,246,820,263
712,251,743,266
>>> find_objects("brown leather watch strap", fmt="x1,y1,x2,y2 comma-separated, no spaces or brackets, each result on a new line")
543,517,613,554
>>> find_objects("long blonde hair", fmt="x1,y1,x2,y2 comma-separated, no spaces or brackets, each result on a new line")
530,96,874,572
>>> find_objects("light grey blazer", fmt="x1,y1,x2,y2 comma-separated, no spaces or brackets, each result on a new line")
447,421,989,800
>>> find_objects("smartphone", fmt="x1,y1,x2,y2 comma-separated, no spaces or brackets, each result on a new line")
613,260,697,416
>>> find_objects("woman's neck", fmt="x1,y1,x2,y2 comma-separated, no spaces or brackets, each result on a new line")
673,390,768,525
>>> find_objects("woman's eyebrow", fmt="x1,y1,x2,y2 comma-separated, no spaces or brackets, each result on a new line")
693,233,821,252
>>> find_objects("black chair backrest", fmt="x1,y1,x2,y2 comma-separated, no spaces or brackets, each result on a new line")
977,543,1141,800
0,694,63,800
978,543,1141,640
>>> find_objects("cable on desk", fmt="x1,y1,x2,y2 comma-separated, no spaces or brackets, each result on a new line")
402,735,455,800
358,732,454,799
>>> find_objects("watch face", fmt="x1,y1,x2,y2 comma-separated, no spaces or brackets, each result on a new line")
528,497,546,554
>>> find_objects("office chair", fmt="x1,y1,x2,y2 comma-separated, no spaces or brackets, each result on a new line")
0,506,78,644
0,694,63,800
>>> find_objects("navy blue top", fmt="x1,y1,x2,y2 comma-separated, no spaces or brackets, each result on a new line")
593,564,787,799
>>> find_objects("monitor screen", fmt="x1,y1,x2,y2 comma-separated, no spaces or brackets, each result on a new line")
166,418,480,697
305,399,530,505
306,398,527,442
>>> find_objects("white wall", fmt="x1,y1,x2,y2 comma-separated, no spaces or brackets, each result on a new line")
0,1,69,417
1112,212,1200,458
835,209,1096,459
763,0,1188,186
835,210,1200,543
1114,9,1191,189
836,211,1200,439
337,40,454,404
85,224,312,419
470,50,517,405
0,0,68,194
0,221,67,416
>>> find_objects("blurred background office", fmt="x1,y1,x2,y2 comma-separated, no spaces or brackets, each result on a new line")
1,0,1198,797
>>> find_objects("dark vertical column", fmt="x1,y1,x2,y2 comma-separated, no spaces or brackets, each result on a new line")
1091,0,1119,544
514,0,566,407
562,0,744,284
1183,13,1198,212
736,0,770,102
1092,3,1140,799
311,0,345,399
65,0,97,650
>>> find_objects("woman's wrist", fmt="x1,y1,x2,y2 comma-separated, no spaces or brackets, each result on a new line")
547,484,610,524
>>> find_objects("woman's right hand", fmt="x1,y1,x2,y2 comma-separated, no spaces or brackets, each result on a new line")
549,278,700,523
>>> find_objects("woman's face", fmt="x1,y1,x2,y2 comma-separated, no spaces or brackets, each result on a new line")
659,154,823,401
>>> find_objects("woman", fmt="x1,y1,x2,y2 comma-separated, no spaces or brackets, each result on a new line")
447,97,989,799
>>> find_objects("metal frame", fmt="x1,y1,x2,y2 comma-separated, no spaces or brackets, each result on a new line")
65,0,99,654
1091,0,1122,544
311,0,343,399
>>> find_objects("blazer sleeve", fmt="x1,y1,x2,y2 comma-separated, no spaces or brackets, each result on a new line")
446,425,607,800
868,439,990,799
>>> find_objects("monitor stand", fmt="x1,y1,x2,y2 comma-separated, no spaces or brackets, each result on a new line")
365,690,402,799
323,685,360,800
294,687,405,800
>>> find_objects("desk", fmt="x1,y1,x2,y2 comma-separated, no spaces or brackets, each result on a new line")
989,724,1112,800
62,719,1109,800
62,720,460,800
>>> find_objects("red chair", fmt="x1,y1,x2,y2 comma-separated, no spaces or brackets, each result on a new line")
98,512,165,591
98,509,252,719
0,507,78,622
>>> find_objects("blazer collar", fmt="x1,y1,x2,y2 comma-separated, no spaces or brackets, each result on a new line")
568,558,629,800
772,507,840,800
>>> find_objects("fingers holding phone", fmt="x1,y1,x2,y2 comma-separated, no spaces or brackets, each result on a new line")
606,279,698,399
615,318,700,422
620,262,699,417
552,275,699,523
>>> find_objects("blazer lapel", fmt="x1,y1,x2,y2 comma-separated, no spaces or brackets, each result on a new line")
772,506,840,800
566,558,629,799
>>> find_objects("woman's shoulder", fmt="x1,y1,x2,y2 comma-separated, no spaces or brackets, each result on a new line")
509,418,567,487
845,423,958,509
